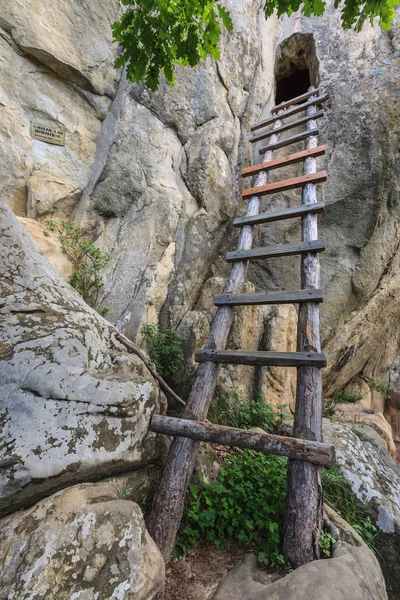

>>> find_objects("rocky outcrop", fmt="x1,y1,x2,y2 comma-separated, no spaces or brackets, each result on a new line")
323,419,400,599
0,482,165,600
0,202,166,515
212,507,387,600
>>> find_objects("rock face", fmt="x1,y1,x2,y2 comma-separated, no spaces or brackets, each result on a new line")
0,202,166,515
323,419,400,599
212,507,387,600
0,482,165,600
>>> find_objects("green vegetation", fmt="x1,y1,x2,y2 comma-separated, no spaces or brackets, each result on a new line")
176,451,378,566
176,450,288,567
322,468,377,550
44,219,111,315
113,0,398,91
141,322,184,378
318,530,336,557
369,376,392,399
208,390,289,434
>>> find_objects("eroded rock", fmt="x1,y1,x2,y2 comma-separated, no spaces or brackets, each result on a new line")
0,482,165,600
0,202,166,514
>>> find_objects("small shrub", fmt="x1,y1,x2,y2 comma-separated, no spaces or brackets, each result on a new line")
352,517,377,548
44,219,111,313
141,323,184,378
323,387,363,419
318,530,336,557
176,450,288,568
208,391,289,435
369,376,392,399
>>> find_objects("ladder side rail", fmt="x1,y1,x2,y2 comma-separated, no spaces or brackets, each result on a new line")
283,89,324,567
146,119,283,564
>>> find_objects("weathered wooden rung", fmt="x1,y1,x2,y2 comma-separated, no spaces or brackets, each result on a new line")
241,146,326,178
214,288,323,306
150,415,336,467
233,202,325,227
272,88,322,114
226,240,325,263
250,111,324,144
195,349,327,368
251,94,329,132
260,128,319,155
242,171,326,199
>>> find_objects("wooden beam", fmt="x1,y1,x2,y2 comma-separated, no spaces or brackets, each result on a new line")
242,171,326,199
145,119,284,565
233,202,325,228
214,289,323,306
195,350,327,368
150,416,336,467
259,129,319,155
226,240,325,263
251,94,329,131
241,146,326,178
272,88,321,113
250,111,324,144
284,88,324,568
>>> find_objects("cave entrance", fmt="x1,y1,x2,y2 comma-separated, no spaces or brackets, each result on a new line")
274,33,319,106
275,67,311,105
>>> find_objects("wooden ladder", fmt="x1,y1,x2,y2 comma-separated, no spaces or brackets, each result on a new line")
146,86,333,569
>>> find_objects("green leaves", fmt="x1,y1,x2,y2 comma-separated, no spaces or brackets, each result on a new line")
112,0,233,91
141,323,184,378
113,0,399,91
176,450,289,567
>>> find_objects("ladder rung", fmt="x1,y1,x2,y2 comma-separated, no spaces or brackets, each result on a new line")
243,171,326,199
234,202,325,228
250,111,324,144
214,289,323,306
251,94,329,131
226,240,325,263
272,88,321,114
260,129,319,155
241,146,326,178
195,350,327,368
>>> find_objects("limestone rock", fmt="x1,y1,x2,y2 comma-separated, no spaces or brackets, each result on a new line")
0,482,165,600
0,201,165,515
17,217,74,281
323,419,400,599
0,0,121,96
212,507,387,600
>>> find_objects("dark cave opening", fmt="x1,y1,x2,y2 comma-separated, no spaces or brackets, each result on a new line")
275,67,311,105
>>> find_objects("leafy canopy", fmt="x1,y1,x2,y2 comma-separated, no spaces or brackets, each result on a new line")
113,0,398,91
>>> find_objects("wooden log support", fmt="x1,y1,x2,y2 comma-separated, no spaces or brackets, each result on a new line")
146,118,284,565
283,88,324,568
150,416,336,467
195,349,327,368
242,171,326,199
241,146,325,178
233,202,325,228
251,93,329,131
250,111,324,144
259,129,319,155
214,288,323,306
226,240,325,263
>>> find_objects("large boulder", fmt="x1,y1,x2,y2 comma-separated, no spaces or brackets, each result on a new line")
212,507,387,600
0,482,165,600
323,419,400,599
0,201,166,515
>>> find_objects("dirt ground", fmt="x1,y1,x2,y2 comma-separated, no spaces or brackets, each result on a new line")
163,541,245,600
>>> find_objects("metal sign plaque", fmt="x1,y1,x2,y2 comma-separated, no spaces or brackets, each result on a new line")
30,122,66,146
